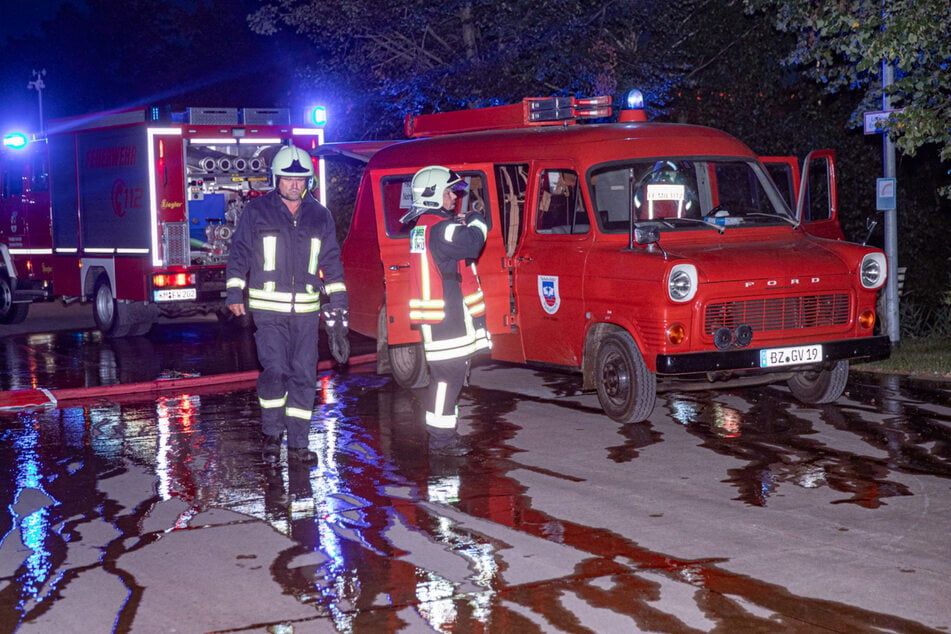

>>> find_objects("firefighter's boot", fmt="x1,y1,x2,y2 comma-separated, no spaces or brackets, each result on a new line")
287,446,318,465
262,433,283,465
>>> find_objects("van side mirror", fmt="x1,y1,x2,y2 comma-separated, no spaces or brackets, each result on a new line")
635,226,660,245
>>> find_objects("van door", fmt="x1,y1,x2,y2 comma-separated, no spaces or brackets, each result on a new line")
796,149,844,240
510,165,593,367
374,166,504,345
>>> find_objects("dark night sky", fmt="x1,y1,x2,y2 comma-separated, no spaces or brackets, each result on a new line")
0,0,308,133
1,0,78,40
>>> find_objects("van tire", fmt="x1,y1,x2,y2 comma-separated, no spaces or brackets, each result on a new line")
0,276,29,324
787,360,848,404
388,342,430,388
595,332,656,423
93,275,133,338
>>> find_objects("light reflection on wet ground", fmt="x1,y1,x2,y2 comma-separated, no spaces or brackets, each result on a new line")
0,323,949,631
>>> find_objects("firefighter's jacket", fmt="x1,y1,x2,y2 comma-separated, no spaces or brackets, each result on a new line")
225,190,348,314
408,209,490,362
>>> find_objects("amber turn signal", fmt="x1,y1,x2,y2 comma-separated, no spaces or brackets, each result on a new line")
667,323,686,345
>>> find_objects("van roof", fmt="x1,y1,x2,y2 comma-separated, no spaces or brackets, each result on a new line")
367,121,756,170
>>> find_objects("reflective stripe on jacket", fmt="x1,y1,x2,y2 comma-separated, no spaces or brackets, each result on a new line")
224,190,348,314
408,210,490,361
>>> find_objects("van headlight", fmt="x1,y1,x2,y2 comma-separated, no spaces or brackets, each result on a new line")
860,252,887,289
668,264,698,302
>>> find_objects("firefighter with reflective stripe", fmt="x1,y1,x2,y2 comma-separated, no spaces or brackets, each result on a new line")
225,145,349,466
401,165,490,456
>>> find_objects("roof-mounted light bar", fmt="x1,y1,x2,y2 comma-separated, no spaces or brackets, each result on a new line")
405,95,614,138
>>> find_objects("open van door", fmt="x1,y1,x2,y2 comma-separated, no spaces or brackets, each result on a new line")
795,149,844,240
762,150,844,241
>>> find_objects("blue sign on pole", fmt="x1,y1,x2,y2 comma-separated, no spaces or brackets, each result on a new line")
876,177,896,211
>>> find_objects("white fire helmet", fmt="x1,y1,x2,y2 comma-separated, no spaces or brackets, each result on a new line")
271,145,314,181
400,165,467,224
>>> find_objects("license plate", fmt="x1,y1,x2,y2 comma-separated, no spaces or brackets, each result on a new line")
759,344,822,368
154,288,197,302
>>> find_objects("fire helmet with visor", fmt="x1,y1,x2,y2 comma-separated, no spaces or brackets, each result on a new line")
270,145,314,186
399,165,467,224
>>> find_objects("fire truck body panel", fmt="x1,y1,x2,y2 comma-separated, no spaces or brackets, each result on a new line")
338,96,889,422
1,107,324,334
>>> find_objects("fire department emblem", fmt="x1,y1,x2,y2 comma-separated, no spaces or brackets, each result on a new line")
538,275,560,315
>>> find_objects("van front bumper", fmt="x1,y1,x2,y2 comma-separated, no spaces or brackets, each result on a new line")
655,335,891,376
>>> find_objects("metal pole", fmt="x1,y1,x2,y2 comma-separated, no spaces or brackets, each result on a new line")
27,69,46,135
882,60,900,344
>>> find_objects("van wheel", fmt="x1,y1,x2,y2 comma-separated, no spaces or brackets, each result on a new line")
93,275,132,337
787,360,848,404
595,332,656,423
0,276,28,324
388,342,430,388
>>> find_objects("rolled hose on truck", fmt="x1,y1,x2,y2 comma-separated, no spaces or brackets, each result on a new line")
0,353,376,411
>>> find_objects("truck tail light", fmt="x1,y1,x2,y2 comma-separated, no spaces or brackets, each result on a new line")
859,309,876,330
153,272,195,288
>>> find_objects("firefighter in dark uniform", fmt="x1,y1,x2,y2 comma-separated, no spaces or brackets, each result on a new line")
401,165,491,456
225,145,349,465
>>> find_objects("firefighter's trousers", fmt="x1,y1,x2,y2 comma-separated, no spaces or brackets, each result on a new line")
252,311,320,448
425,357,469,432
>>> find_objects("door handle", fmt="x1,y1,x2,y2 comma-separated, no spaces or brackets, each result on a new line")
388,263,410,270
517,255,534,263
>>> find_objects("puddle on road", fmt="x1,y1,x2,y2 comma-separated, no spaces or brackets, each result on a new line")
0,362,947,631
0,323,261,392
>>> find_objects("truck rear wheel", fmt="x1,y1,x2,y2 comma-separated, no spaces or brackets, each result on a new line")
0,276,29,324
787,360,849,404
93,275,133,338
388,342,430,388
595,332,656,423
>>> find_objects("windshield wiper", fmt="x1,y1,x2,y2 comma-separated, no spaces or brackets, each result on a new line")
739,212,800,228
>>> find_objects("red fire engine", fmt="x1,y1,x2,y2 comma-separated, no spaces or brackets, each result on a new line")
330,92,890,423
0,106,326,335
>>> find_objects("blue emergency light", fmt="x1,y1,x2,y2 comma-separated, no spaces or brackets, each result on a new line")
3,132,29,149
618,89,647,122
308,106,327,127
625,89,645,110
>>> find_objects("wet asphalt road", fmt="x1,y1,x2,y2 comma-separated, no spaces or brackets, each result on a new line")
0,303,949,632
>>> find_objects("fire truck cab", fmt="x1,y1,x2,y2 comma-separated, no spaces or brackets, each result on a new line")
336,93,890,423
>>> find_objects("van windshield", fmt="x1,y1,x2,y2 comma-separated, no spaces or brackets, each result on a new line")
589,158,795,233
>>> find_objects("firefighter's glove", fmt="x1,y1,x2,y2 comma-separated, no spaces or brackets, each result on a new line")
323,307,350,364
464,210,485,225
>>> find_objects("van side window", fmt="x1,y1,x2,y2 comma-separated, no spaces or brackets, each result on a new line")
536,169,589,235
803,157,832,223
495,164,527,256
381,170,489,238
764,163,795,209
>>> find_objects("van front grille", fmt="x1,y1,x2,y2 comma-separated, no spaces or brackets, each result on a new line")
704,294,850,334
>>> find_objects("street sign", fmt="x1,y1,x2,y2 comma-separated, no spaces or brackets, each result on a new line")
864,109,903,135
876,177,896,210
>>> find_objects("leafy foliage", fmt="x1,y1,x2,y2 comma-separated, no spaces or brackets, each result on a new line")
248,0,697,138
743,0,951,198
